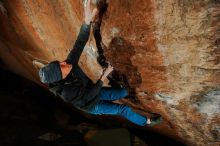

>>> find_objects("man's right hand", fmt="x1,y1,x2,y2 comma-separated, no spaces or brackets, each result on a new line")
100,63,114,82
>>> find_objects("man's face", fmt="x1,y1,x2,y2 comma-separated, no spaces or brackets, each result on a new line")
59,61,72,79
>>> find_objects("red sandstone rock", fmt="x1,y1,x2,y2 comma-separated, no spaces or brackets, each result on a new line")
0,0,219,145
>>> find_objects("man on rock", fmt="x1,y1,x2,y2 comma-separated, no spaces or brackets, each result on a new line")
38,0,162,127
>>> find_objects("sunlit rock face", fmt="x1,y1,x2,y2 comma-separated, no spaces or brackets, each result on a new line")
0,0,219,145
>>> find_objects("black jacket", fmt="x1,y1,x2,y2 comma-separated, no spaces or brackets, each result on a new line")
49,24,103,111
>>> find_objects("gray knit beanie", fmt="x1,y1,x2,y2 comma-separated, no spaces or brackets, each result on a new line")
38,61,62,83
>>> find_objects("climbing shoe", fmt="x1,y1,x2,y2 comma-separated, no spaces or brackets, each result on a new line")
149,116,163,127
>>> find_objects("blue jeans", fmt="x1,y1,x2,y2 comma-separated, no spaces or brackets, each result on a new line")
88,88,147,126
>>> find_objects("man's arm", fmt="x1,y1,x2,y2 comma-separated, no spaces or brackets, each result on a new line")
84,63,114,100
84,79,103,101
66,24,91,65
66,0,98,65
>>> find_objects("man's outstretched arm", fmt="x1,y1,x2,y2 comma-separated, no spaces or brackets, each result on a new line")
66,0,98,65
66,24,91,65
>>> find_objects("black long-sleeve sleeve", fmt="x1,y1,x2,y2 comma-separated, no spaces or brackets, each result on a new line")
66,23,91,65
84,79,103,102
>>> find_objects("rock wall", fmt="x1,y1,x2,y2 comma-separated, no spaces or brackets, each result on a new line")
0,0,219,145
153,1,220,145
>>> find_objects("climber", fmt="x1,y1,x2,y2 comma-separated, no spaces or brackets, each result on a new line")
38,0,162,127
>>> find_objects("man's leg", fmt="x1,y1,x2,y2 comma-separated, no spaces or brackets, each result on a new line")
99,87,128,101
88,101,147,126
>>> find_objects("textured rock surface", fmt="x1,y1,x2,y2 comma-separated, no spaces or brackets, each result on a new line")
0,0,219,145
